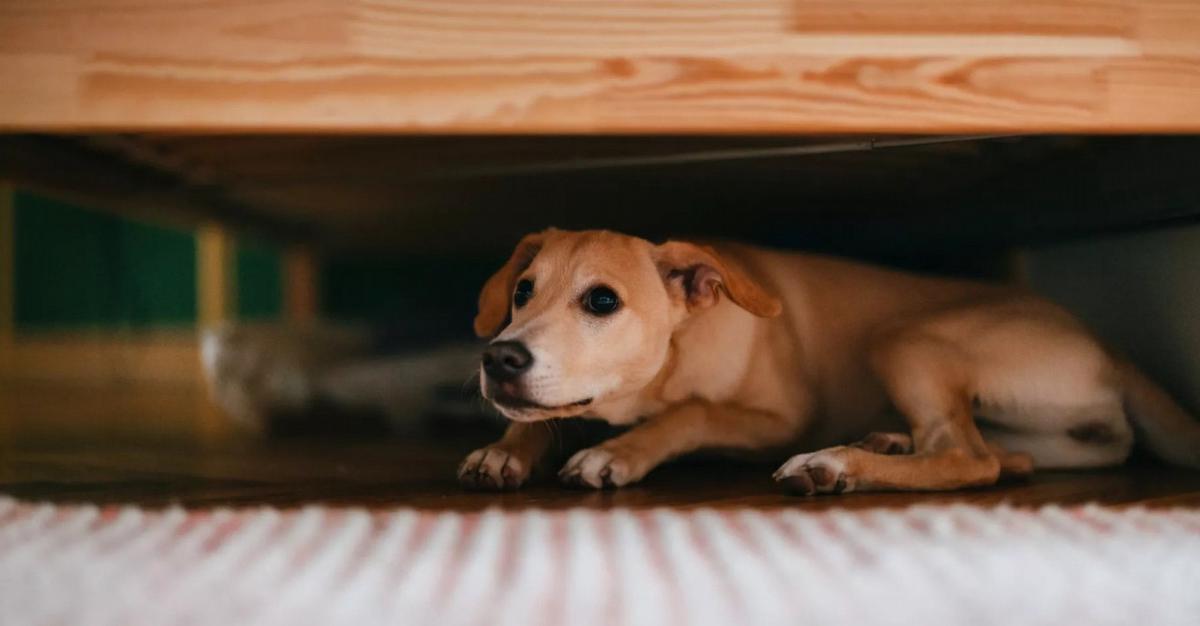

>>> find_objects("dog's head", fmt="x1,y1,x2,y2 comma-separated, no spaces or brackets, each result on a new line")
475,229,782,422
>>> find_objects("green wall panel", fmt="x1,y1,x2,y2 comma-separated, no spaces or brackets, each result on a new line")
13,191,196,329
236,240,282,319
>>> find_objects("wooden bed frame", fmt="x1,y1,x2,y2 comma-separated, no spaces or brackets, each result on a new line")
2,1,1199,134
2,2,1199,250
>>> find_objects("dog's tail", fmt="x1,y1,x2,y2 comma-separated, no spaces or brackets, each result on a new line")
1119,359,1200,468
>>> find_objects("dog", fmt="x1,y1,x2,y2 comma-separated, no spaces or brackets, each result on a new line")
460,228,1200,494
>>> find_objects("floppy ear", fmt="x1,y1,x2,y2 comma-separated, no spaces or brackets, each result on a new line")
474,231,549,337
653,241,782,318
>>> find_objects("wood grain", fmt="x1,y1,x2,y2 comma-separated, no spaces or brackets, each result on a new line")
1,1,1199,132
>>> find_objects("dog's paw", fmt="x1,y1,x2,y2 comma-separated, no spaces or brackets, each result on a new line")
851,432,913,455
558,445,647,489
773,447,855,496
458,447,532,490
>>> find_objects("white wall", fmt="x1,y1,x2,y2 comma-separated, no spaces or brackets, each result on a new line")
1019,223,1200,413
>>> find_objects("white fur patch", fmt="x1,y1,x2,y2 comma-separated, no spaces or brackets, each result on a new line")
774,449,849,480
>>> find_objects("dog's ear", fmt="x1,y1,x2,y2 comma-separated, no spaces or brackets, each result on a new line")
474,230,551,337
653,241,782,318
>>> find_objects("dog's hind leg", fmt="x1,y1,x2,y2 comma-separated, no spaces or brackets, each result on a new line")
775,332,1007,495
847,431,1033,477
980,428,1130,470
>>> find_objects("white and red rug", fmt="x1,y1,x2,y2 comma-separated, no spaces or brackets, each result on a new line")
1,496,1198,626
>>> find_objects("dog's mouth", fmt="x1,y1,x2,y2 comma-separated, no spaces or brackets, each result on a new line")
487,383,592,413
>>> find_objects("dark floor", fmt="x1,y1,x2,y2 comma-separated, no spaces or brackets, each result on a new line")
6,433,1200,511
3,383,1200,510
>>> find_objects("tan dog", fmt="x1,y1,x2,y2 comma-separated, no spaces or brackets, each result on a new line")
458,228,1200,494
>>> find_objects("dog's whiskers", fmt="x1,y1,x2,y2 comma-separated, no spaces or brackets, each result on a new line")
461,369,480,393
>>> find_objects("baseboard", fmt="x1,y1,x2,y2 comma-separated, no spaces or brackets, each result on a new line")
0,331,201,388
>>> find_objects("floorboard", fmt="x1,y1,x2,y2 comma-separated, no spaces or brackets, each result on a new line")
3,385,1200,511
5,438,1200,511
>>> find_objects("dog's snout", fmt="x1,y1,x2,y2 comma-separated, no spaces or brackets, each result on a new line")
482,341,534,382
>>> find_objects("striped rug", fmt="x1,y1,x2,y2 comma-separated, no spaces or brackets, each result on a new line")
1,497,1198,626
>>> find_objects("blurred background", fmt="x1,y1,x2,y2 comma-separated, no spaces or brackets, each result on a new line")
2,134,1198,452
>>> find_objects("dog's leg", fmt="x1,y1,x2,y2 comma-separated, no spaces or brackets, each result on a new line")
980,430,1125,470
847,432,1032,477
987,442,1037,478
776,334,1013,495
458,422,556,490
559,401,795,488
850,432,913,455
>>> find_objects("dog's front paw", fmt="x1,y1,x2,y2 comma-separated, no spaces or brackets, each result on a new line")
458,447,532,490
558,445,648,489
773,447,855,496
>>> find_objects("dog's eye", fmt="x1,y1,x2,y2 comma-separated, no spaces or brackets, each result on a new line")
513,279,534,308
584,285,620,316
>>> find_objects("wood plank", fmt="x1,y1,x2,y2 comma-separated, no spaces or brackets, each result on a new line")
196,223,236,327
195,225,253,442
0,383,208,445
2,384,1198,509
283,245,319,324
1,1,1198,132
2,435,1199,510
0,332,200,387
790,1,1134,36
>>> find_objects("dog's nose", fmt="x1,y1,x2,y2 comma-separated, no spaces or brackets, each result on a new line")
482,341,534,382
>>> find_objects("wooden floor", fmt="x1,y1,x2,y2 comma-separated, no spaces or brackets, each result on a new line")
5,435,1200,511
3,384,1200,511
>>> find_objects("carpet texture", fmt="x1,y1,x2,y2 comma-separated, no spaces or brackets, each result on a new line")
1,497,1198,626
